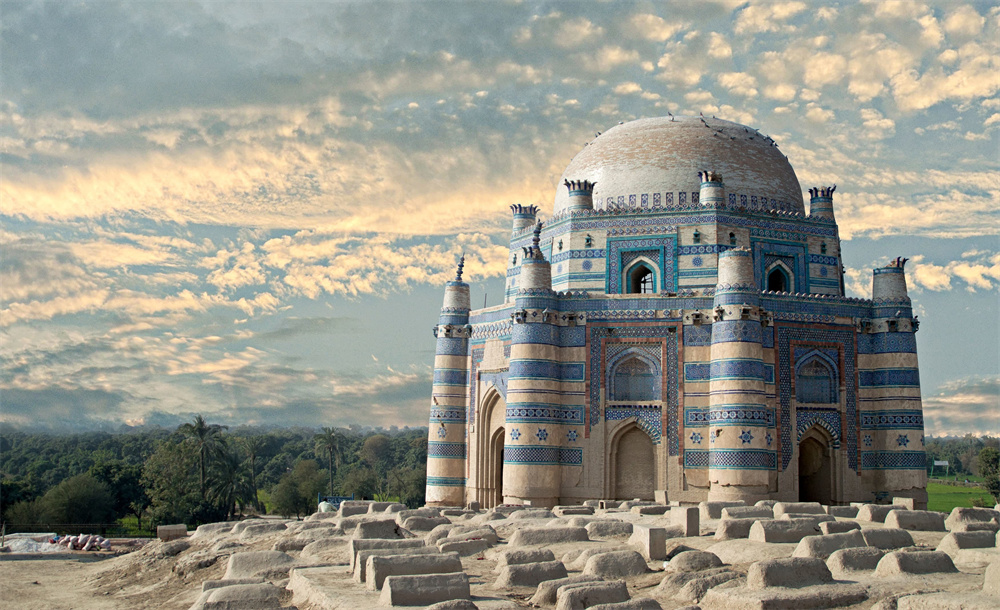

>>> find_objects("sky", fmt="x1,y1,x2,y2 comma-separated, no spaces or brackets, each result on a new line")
1,0,998,436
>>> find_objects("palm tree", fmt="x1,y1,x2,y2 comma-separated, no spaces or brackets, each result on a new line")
209,447,253,520
238,435,266,512
179,415,228,500
314,427,342,496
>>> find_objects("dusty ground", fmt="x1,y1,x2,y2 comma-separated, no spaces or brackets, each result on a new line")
0,553,123,610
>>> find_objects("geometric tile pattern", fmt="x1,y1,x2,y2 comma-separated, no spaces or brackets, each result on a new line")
684,450,709,468
860,450,926,469
683,324,712,346
778,327,857,471
710,406,776,426
429,408,467,423
709,449,777,469
858,368,921,387
426,476,466,487
712,320,763,343
427,442,467,458
606,404,662,443
505,404,584,424
796,408,842,448
503,445,583,465
755,241,808,293
860,410,924,430
856,332,917,354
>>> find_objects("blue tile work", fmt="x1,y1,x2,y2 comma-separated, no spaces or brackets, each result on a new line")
606,405,662,443
544,209,837,239
506,404,584,424
896,434,910,447
504,445,583,465
860,410,924,430
809,254,839,265
427,442,467,459
712,320,763,343
685,408,709,426
430,408,467,423
587,324,680,455
709,406,776,426
551,248,606,264
679,244,731,255
606,237,677,293
709,449,777,469
859,368,921,388
762,326,775,348
709,359,773,382
738,430,755,444
434,369,468,385
861,451,926,469
479,371,509,400
426,476,466,487
509,359,585,381
436,337,470,356
755,241,808,293
684,325,712,346
510,428,521,440
858,333,917,354
777,326,857,471
622,249,660,269
796,408,842,448
607,346,662,402
684,450,709,468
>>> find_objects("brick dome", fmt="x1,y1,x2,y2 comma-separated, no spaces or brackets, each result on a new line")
554,116,805,214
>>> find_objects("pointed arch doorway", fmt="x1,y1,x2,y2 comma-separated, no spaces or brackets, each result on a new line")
610,424,655,500
799,426,833,504
476,389,506,508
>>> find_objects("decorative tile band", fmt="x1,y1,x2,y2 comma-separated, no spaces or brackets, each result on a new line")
685,450,709,468
859,368,921,388
509,359,585,381
506,405,584,424
504,445,583,465
709,406,775,427
426,476,466,487
685,408,709,426
434,369,469,386
860,410,924,430
712,320,764,344
796,408,842,448
856,333,917,354
682,359,774,382
436,337,470,356
860,451,926,469
684,325,712,346
429,408,467,423
427,442,467,459
709,449,777,470
551,248,606,264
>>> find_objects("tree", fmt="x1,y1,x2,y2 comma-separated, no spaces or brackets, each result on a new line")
314,427,343,496
38,473,115,525
270,459,327,518
341,466,377,501
142,439,202,525
89,458,149,526
978,446,1000,503
178,415,228,500
238,435,266,512
358,434,392,495
209,447,253,520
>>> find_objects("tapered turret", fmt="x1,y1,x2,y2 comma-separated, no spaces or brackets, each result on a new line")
426,257,472,506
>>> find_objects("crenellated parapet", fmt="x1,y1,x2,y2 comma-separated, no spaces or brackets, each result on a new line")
510,204,540,232
563,179,596,212
808,185,836,220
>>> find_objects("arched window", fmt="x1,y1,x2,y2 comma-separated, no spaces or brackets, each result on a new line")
612,357,659,401
796,357,838,404
627,263,656,294
767,267,790,292
820,242,827,255
693,230,701,244
729,232,737,246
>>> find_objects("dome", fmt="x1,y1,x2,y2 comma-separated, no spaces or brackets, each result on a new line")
554,116,804,215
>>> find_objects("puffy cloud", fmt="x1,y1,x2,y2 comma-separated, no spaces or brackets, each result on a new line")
734,2,807,34
625,13,686,41
943,5,986,38
612,82,643,95
717,72,758,98
579,45,641,72
764,83,797,101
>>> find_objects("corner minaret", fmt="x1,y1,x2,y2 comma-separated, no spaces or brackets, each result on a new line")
563,180,596,211
506,205,540,303
808,185,836,221
698,170,726,209
708,247,776,502
862,256,927,508
426,256,472,506
504,222,560,506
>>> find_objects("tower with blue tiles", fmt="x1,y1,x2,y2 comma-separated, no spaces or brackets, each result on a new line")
425,115,927,509
425,257,471,506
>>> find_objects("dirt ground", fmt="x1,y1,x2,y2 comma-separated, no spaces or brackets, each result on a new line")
0,553,124,610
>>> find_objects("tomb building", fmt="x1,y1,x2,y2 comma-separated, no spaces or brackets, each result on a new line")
425,116,927,508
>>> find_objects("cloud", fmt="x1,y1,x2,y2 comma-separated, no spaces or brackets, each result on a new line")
943,5,986,38
923,376,1000,437
625,13,686,41
734,2,807,34
717,72,758,98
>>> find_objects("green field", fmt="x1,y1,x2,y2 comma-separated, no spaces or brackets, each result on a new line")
926,481,995,513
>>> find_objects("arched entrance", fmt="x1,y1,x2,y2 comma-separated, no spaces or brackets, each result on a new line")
612,425,655,500
799,427,833,504
488,427,504,508
476,389,506,508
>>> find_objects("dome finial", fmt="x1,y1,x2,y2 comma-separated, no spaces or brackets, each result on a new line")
455,254,465,281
